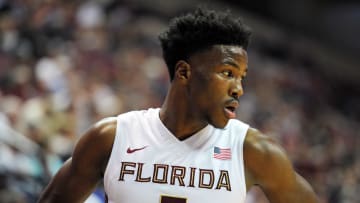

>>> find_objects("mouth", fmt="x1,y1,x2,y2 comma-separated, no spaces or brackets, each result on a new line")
225,106,236,112
224,101,238,119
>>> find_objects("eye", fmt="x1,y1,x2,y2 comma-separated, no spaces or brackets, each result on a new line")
222,70,234,78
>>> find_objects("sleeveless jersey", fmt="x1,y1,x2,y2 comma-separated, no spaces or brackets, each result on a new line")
104,108,249,203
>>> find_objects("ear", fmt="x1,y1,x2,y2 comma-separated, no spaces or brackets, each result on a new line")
174,60,191,81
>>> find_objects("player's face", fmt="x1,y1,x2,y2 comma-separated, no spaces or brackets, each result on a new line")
187,45,248,128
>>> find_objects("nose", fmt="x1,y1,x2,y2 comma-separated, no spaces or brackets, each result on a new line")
230,79,243,100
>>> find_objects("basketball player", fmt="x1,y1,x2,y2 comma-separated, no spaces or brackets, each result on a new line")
38,8,318,203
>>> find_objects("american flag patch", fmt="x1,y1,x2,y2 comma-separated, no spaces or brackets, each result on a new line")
213,146,231,160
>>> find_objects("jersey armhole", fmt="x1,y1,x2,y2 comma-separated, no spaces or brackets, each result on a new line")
103,115,123,192
240,124,250,194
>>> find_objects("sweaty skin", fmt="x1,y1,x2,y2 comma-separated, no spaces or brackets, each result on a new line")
38,45,318,203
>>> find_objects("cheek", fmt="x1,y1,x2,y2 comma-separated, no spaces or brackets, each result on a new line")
189,73,227,107
201,79,226,105
208,76,228,96
190,81,214,107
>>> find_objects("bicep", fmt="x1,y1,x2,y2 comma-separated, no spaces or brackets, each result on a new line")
38,158,100,203
259,160,318,203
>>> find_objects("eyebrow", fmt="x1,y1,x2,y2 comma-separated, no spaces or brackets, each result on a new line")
223,59,240,69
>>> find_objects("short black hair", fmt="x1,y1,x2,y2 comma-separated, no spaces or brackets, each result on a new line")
159,7,252,81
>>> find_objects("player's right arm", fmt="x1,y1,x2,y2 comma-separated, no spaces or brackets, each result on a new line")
38,117,117,203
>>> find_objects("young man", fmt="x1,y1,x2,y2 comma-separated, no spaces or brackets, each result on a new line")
38,8,318,203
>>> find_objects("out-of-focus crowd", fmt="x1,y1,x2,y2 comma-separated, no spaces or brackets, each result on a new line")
0,1,359,203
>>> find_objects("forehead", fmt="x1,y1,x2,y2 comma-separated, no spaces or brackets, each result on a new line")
188,45,248,69
190,45,247,62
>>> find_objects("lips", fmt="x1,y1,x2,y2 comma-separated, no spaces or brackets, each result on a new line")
224,100,239,119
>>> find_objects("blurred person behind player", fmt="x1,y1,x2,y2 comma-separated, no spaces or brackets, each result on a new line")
38,7,318,203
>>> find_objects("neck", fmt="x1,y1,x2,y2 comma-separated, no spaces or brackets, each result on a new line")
160,85,207,140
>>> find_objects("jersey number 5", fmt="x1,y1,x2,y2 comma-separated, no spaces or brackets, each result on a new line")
160,195,187,203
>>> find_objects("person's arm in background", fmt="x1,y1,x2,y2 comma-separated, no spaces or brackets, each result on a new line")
244,128,318,203
38,117,116,203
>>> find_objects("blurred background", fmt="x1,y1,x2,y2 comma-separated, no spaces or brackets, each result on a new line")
0,0,359,202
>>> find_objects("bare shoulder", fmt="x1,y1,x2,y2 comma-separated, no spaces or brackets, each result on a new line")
76,117,117,153
88,116,117,142
243,128,286,164
244,127,273,153
243,127,289,185
71,116,117,174
243,128,318,203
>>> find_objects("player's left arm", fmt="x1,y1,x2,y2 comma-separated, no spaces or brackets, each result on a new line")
244,128,318,203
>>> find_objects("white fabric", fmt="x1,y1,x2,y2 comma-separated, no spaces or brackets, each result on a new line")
104,108,249,203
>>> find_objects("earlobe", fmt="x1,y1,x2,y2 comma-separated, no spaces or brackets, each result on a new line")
175,60,191,80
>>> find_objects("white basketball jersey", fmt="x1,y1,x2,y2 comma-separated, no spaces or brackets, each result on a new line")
104,108,249,203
